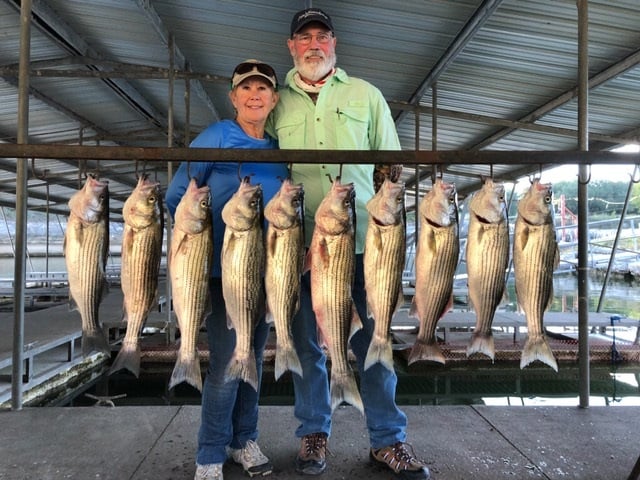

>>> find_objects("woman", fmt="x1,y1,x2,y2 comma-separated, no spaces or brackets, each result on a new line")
165,59,286,480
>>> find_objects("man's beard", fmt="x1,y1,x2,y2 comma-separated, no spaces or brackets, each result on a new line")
294,50,336,83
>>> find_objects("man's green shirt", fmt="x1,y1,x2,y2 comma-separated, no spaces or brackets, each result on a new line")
269,67,401,252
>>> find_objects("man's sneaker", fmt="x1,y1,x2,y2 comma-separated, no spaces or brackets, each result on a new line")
295,432,328,475
194,463,224,480
370,442,431,480
229,440,273,477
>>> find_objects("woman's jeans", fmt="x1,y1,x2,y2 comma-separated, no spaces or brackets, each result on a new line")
196,278,269,465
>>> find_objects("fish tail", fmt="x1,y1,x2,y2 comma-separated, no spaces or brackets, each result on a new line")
363,337,394,372
225,351,259,391
109,341,141,377
466,332,495,360
408,340,446,365
274,344,303,381
521,335,558,371
169,353,203,392
330,371,364,414
81,329,109,356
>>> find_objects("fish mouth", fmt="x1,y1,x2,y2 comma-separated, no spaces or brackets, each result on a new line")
474,214,493,224
425,216,446,228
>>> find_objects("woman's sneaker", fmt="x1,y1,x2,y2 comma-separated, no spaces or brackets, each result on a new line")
370,442,431,480
194,463,224,480
228,440,273,477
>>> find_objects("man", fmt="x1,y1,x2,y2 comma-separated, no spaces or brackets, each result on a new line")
269,8,431,480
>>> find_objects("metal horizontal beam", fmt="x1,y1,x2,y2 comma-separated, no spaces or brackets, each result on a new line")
1,144,639,166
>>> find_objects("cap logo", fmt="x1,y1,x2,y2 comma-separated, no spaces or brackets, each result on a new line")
297,9,328,22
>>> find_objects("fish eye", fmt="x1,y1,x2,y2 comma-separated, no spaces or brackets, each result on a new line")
544,195,551,203
148,195,156,203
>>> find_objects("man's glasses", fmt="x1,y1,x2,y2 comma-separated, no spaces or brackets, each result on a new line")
233,62,277,80
294,32,333,45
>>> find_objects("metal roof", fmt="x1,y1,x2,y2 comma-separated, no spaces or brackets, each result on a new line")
2,0,640,221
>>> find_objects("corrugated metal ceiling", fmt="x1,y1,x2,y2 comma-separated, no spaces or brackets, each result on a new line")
1,0,640,221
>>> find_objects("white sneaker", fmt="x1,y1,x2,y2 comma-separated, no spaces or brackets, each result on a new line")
228,440,273,477
194,462,224,480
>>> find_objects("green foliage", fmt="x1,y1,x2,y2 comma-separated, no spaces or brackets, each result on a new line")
551,180,637,216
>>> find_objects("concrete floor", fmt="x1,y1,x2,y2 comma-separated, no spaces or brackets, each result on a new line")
1,404,639,480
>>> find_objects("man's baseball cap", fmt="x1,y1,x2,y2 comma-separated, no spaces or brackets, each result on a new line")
290,8,334,37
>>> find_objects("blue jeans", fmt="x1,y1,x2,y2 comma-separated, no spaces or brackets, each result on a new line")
196,278,269,465
291,254,407,449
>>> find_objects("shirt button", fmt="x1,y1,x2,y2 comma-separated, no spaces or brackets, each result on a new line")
319,141,324,145
316,118,321,122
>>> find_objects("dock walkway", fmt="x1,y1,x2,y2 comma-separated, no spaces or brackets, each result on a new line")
1,404,640,479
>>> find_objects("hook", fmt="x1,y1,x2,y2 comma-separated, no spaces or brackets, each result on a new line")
30,157,49,181
577,164,591,185
629,165,640,184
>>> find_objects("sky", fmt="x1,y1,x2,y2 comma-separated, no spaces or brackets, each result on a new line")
540,144,639,184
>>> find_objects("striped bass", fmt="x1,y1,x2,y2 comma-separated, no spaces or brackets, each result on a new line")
363,177,406,372
514,179,559,371
307,178,363,413
64,174,110,355
168,178,213,391
110,174,164,377
409,179,459,365
221,177,265,391
466,178,509,360
264,179,305,381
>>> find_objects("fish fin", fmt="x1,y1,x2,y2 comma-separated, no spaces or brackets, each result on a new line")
302,249,313,275
349,304,363,340
466,332,495,361
317,238,330,266
425,229,437,254
274,343,303,380
81,329,109,356
265,309,275,325
316,324,328,349
371,227,383,253
330,371,364,414
109,341,141,377
364,337,394,372
68,296,78,312
408,339,446,365
553,245,560,269
408,297,418,318
226,313,234,330
515,224,530,250
169,351,203,391
122,227,134,253
521,335,558,371
225,350,259,391
265,228,277,259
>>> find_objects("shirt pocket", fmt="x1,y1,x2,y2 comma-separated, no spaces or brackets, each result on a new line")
275,111,306,148
336,102,370,148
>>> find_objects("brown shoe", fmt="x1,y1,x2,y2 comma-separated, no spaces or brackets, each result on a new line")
370,442,430,480
295,432,328,475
